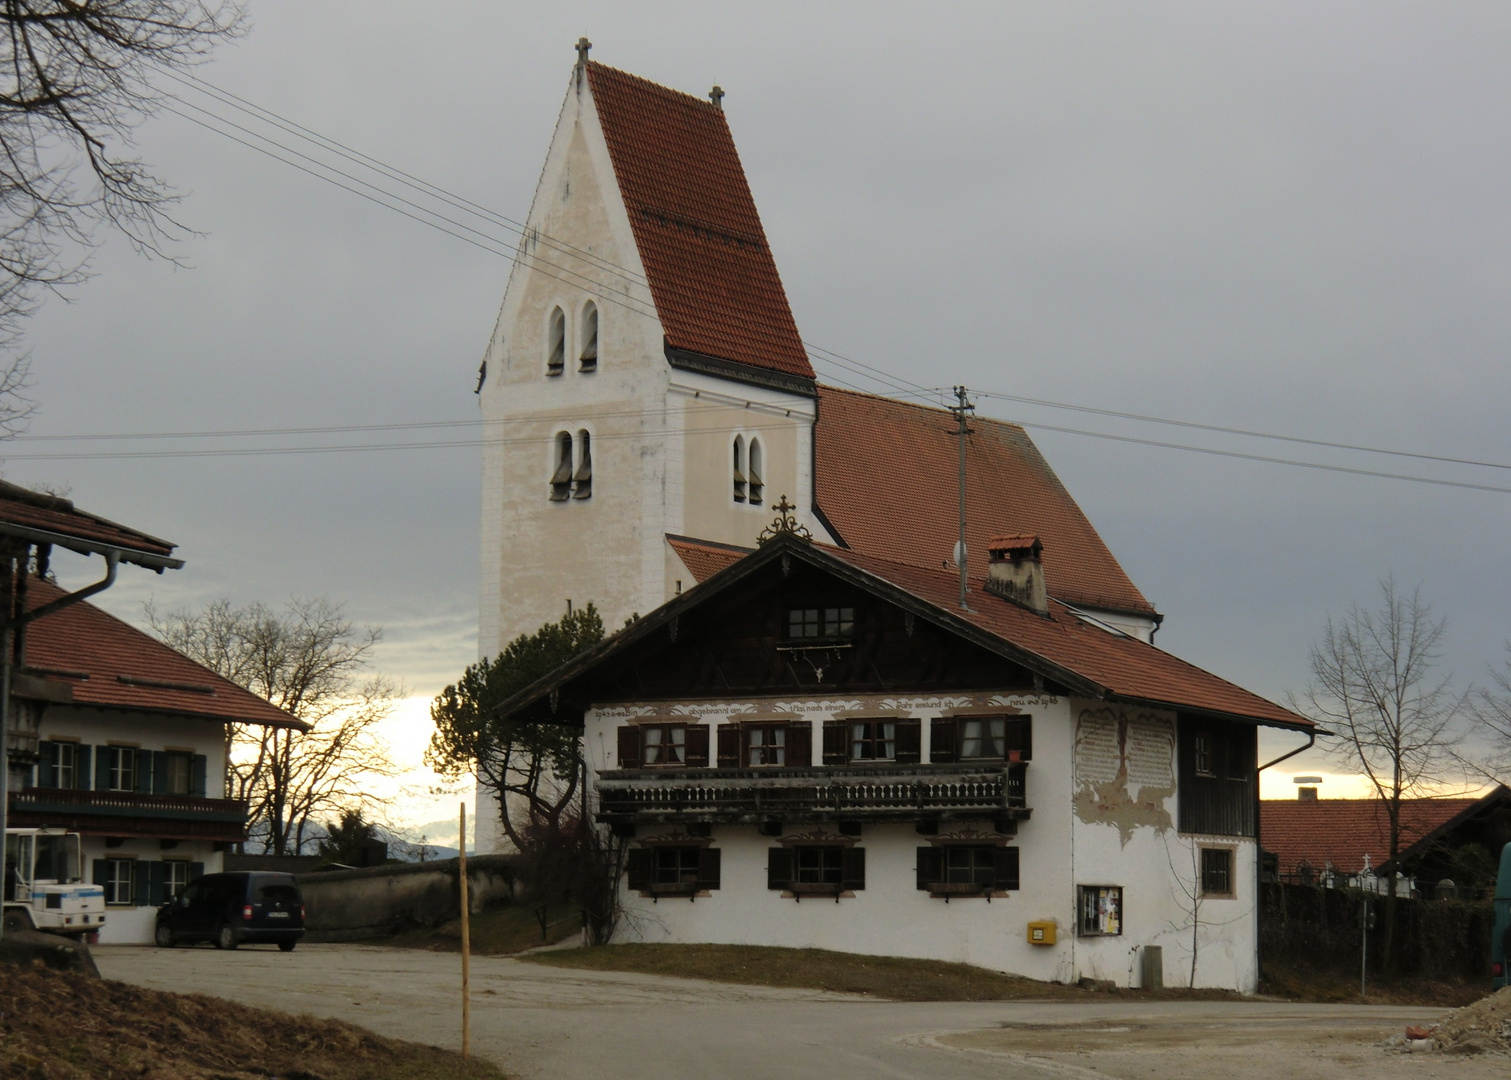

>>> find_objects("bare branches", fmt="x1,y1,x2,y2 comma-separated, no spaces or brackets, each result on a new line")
1466,644,1511,785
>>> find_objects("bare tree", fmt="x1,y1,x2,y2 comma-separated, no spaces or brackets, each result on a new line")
148,597,400,855
1293,577,1465,968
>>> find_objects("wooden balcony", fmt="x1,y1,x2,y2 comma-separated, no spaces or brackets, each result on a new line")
9,786,249,842
595,762,1029,827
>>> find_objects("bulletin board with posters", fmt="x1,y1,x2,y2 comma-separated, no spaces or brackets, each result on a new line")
1078,884,1123,936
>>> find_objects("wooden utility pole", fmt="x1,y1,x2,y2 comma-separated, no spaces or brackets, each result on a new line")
948,386,974,609
459,802,471,1060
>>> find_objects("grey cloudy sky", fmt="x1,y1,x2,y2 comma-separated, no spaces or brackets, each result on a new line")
10,2,1511,819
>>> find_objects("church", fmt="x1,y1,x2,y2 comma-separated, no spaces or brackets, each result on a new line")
474,44,1310,990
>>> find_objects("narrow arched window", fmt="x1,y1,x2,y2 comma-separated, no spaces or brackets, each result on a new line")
579,303,598,372
546,307,566,375
748,438,764,506
550,431,573,500
732,435,747,503
573,429,592,499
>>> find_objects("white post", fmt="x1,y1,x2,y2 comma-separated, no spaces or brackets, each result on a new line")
460,802,470,1060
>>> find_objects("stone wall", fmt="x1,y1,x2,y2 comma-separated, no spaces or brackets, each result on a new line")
298,855,516,942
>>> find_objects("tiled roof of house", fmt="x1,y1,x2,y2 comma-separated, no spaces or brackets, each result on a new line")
1260,796,1483,876
0,480,177,564
19,578,305,729
586,62,814,381
666,535,750,584
813,387,1156,617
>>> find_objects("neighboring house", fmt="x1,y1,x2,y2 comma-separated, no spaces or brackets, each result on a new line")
495,530,1311,991
1262,786,1511,899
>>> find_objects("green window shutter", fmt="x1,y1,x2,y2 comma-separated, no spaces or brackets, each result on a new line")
75,745,91,790
94,747,110,790
153,752,169,795
766,848,792,890
625,848,652,891
148,861,167,908
841,847,866,891
136,751,155,794
38,742,58,788
916,847,944,890
191,755,208,798
698,847,721,889
930,718,956,763
994,847,1020,891
92,859,107,887
132,862,150,907
189,862,205,882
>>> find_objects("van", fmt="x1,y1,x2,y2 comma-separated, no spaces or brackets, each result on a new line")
1495,842,1510,989
154,871,305,952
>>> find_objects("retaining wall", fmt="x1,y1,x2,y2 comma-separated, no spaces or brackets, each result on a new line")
298,855,517,942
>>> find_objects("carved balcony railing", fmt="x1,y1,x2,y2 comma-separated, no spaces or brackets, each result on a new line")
595,763,1028,826
9,787,250,842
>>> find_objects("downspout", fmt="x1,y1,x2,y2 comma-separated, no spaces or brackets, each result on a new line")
1253,726,1318,984
0,549,119,942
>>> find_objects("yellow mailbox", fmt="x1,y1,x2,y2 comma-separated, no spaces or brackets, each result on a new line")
1027,921,1057,945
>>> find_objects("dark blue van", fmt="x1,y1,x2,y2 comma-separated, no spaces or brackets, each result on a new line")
154,871,305,951
1494,842,1510,989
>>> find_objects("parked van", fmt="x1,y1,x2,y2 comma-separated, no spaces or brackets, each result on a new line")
154,871,305,951
1495,842,1510,990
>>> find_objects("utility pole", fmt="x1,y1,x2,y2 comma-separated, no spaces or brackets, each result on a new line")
948,386,974,610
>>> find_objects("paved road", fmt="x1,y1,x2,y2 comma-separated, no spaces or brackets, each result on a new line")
94,944,1476,1080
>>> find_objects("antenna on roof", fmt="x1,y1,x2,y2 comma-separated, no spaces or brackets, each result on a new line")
575,37,592,90
948,386,975,610
709,85,725,110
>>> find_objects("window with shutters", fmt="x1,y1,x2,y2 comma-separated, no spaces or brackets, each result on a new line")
1200,847,1234,898
102,858,135,906
916,844,1019,897
767,844,864,897
550,431,574,501
732,435,747,502
106,746,137,792
1077,884,1123,936
546,306,566,375
796,846,843,885
930,716,1032,763
746,724,785,767
573,429,592,499
39,740,80,788
162,751,192,796
163,860,191,901
624,844,720,896
747,437,764,506
579,302,598,371
617,723,709,769
850,720,895,762
642,725,686,766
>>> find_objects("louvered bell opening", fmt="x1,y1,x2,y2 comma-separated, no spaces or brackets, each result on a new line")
550,439,573,501
732,467,746,502
572,436,593,499
579,323,598,371
748,465,763,506
547,310,566,375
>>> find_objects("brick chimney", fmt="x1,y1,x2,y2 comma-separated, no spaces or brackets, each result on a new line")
984,535,1047,614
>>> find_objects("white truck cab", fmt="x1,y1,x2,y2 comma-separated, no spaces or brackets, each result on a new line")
3,828,107,937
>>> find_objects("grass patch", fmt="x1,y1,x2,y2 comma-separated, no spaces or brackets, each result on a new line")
0,959,507,1079
1257,959,1489,1007
385,904,582,956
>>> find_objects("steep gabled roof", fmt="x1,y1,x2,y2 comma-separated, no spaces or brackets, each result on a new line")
19,578,305,730
586,62,814,382
813,387,1156,617
0,480,180,570
1260,792,1509,876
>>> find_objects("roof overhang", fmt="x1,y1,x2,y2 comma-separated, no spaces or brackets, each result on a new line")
0,520,183,572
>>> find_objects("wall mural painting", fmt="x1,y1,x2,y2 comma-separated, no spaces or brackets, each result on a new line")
1072,706,1176,845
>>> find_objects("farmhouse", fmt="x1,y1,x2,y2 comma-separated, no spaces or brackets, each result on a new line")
476,47,1312,989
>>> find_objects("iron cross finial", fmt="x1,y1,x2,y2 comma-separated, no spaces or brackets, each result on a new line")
758,496,813,546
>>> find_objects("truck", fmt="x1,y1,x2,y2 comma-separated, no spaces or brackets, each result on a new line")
3,828,107,938
1495,841,1510,990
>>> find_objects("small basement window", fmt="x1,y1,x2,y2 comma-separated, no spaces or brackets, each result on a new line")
1200,847,1234,898
1078,884,1123,936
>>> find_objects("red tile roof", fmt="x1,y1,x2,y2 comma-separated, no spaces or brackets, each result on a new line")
586,62,814,381
0,480,176,563
666,535,749,584
814,387,1156,617
1261,797,1483,875
19,578,304,729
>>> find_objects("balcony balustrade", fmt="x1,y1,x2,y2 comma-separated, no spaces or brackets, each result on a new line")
595,762,1028,826
9,786,249,841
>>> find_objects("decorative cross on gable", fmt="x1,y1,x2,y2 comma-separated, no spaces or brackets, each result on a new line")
758,495,812,546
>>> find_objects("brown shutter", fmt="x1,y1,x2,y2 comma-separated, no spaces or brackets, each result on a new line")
1006,717,1033,761
717,725,740,768
787,721,812,768
626,848,653,890
767,848,792,890
916,847,944,890
698,847,722,889
685,724,710,768
822,720,847,765
895,719,922,765
994,846,1020,891
617,726,640,769
841,847,866,891
930,718,956,763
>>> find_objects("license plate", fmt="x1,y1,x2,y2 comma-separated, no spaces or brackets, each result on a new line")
267,911,290,919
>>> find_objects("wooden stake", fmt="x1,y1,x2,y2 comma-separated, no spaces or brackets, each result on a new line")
459,802,471,1060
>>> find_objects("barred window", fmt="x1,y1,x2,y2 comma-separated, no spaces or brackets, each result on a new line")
1200,847,1233,897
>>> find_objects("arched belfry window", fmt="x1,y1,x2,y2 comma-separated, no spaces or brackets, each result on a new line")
546,307,566,376
550,431,573,500
573,429,593,499
748,438,764,506
579,303,598,372
732,435,747,503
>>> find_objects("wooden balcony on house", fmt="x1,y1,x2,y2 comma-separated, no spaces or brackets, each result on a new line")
595,762,1029,826
9,787,250,842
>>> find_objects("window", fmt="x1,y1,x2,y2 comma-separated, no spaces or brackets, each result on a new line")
39,740,82,789
103,859,135,906
107,747,136,792
579,302,598,371
785,605,854,642
850,720,896,762
642,725,686,766
1200,847,1233,897
546,306,566,374
163,860,191,901
1194,732,1214,778
916,846,1019,895
961,717,1005,760
767,845,865,895
164,752,192,797
795,846,844,885
655,846,700,886
932,716,1032,763
573,429,592,499
943,846,997,887
550,431,573,501
747,438,764,506
1078,885,1123,936
732,435,746,502
625,845,720,894
746,725,785,767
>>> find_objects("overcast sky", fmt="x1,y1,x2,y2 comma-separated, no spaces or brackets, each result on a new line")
11,2,1511,831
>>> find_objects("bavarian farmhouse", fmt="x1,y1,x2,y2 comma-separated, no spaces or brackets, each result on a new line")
476,47,1312,992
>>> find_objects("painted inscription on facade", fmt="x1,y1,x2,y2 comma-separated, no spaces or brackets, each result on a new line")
1073,705,1176,845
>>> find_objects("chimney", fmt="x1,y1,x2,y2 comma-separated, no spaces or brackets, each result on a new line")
1297,787,1318,801
984,535,1047,614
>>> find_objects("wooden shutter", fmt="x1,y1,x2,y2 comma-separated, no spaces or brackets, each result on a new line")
75,745,91,790
766,848,792,890
685,724,710,767
190,862,205,882
38,741,57,788
153,752,170,795
148,862,167,908
895,719,922,765
821,720,847,765
994,846,1020,891
92,860,107,887
191,754,208,798
1006,718,1033,761
625,848,653,890
930,718,957,763
841,847,866,891
136,751,154,795
94,747,110,790
616,726,640,769
132,862,150,907
698,847,721,889
787,722,812,768
717,726,740,768
916,847,944,890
